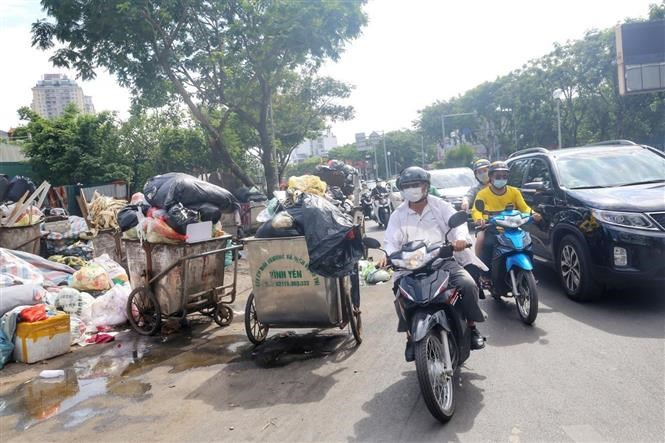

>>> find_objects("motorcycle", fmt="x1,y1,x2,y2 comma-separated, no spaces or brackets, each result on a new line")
326,186,354,214
361,191,373,220
371,189,391,229
474,200,539,325
363,211,476,423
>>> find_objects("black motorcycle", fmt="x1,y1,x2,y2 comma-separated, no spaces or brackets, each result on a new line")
364,211,474,423
361,191,373,219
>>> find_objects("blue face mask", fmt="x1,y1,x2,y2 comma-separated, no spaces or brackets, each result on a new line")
492,179,508,189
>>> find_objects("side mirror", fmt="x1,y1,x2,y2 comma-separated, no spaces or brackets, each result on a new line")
474,200,485,212
448,211,468,229
523,181,547,192
363,237,382,249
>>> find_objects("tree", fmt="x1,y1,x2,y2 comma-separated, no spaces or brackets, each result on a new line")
283,156,323,178
442,144,475,168
32,0,367,194
15,105,132,186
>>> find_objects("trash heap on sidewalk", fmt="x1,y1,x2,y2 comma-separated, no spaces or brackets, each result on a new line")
0,247,131,369
1,176,50,255
255,174,363,278
117,172,239,244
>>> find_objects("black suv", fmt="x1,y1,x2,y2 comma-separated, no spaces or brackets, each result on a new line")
505,141,665,301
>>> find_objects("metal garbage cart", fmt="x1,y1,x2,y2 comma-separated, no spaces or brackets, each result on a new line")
123,235,241,335
243,236,362,346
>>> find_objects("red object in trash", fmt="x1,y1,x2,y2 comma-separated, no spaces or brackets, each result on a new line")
19,304,48,323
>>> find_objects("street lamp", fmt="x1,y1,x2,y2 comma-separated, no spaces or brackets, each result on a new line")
552,89,564,149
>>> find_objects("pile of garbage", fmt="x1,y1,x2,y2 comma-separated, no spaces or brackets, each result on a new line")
0,176,49,227
255,174,363,278
314,160,358,197
85,191,126,231
117,173,239,244
0,247,131,368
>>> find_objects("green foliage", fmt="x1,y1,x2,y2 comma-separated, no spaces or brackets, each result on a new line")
328,144,365,162
33,0,367,194
442,145,475,168
17,105,132,186
284,156,324,178
417,9,665,155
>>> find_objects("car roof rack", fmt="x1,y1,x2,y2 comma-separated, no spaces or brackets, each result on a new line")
585,139,637,146
508,147,549,159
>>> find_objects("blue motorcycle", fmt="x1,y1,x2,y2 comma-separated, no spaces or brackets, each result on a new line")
475,201,539,325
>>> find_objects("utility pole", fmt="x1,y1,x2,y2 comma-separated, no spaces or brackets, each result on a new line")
382,132,389,178
421,134,425,167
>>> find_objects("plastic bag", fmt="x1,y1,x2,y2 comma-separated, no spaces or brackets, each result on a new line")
144,173,238,212
130,192,148,205
288,175,327,196
0,330,14,369
91,254,128,285
212,222,225,238
14,207,44,226
69,315,88,345
71,263,112,292
145,217,187,244
90,283,131,328
19,304,47,322
165,203,199,235
117,204,148,232
54,287,95,323
189,202,222,224
301,194,363,278
6,176,36,202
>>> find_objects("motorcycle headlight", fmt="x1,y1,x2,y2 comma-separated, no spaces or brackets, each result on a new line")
591,209,657,231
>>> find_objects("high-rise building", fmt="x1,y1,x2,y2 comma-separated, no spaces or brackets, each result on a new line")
290,132,338,164
31,74,95,119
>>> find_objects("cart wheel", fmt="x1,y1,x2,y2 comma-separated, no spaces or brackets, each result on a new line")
198,306,216,317
342,279,363,345
214,304,234,327
244,293,269,345
127,286,162,336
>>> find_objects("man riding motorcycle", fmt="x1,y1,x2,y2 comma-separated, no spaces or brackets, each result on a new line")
379,166,486,361
471,161,542,273
462,159,491,258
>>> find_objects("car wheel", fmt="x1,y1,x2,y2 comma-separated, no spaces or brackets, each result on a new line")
557,235,603,302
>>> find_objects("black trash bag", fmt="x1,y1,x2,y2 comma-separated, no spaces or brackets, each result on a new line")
301,194,363,278
144,173,239,212
165,203,199,235
117,204,147,232
0,174,9,202
6,176,36,202
188,202,222,224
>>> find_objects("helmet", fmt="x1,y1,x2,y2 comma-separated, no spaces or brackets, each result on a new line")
328,159,344,170
489,161,509,176
397,166,430,190
473,159,491,172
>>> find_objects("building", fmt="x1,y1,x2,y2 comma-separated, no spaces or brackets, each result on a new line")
31,74,95,119
290,132,338,164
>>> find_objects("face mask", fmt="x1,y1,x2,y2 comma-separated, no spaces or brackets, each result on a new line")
401,187,425,202
476,171,489,184
492,179,508,189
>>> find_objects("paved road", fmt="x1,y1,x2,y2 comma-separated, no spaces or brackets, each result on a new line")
1,221,663,442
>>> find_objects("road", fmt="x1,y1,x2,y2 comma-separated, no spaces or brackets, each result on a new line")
1,220,663,442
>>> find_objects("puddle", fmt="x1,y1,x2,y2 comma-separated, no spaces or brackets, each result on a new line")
0,333,251,431
251,332,350,368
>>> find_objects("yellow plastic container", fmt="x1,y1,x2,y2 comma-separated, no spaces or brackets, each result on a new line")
13,312,71,364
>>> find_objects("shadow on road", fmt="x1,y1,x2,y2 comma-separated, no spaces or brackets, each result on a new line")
534,266,665,339
186,331,358,411
351,370,485,442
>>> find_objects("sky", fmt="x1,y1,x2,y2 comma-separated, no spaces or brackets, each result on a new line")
0,0,656,144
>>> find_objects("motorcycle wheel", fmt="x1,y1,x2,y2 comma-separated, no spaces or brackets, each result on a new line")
414,330,456,423
514,270,538,325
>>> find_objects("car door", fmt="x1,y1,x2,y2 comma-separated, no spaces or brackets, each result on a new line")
520,157,558,260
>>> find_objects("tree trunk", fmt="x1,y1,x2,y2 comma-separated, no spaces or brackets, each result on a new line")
210,137,255,188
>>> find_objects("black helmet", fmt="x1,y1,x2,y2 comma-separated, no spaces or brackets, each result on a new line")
397,166,430,190
489,161,509,176
473,159,491,172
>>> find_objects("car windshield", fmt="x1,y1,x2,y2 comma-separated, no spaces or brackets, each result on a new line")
429,169,475,188
556,148,665,189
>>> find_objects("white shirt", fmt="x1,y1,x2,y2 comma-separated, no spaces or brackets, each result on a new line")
384,195,478,276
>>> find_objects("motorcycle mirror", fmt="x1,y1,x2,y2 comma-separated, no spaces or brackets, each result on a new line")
363,237,382,249
474,200,485,212
448,211,468,229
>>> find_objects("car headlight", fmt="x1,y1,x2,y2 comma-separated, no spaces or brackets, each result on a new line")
591,209,657,230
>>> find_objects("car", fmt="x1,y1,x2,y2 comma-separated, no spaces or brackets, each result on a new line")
505,141,665,301
388,167,476,211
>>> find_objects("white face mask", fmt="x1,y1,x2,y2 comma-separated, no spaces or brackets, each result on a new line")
476,171,489,184
401,187,425,202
